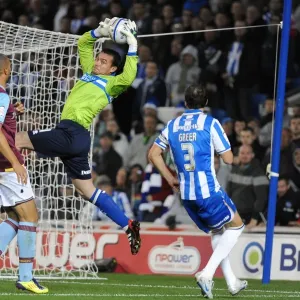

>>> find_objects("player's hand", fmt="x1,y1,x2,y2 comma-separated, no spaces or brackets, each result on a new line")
120,21,137,50
168,177,180,193
12,162,27,185
94,18,111,37
14,102,25,116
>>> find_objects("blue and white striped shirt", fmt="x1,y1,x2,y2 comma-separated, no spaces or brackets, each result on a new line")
155,109,231,200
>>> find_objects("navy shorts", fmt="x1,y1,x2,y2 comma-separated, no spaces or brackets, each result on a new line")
182,188,237,233
28,120,91,180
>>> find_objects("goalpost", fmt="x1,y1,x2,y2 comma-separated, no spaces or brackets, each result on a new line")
0,21,101,279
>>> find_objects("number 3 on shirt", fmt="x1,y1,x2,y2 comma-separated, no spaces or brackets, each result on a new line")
181,143,195,171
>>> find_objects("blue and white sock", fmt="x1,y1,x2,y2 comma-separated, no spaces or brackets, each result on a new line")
0,218,19,256
18,222,37,282
90,189,129,229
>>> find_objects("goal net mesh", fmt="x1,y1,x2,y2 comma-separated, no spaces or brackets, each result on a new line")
0,21,100,279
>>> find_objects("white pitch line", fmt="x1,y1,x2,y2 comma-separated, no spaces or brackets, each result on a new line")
1,293,300,298
39,281,300,295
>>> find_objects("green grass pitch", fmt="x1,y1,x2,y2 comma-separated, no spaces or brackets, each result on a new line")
0,273,299,300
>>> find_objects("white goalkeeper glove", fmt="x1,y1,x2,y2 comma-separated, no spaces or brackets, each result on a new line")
120,20,138,53
93,18,111,38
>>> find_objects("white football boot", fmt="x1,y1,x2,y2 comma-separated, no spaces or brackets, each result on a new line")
195,271,214,299
228,279,248,296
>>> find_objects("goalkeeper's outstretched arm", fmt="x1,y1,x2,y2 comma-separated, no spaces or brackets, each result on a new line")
106,22,138,98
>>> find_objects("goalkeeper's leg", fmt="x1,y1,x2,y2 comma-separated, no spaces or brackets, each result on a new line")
73,178,141,255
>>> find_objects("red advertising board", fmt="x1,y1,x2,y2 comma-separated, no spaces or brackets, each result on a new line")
0,231,222,277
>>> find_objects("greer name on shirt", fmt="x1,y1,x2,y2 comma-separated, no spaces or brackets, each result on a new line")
179,132,197,142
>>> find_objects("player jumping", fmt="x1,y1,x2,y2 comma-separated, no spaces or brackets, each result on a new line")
16,19,141,255
148,84,247,299
0,54,48,294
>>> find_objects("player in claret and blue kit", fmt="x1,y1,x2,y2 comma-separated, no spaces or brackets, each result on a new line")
16,19,141,255
0,54,48,293
148,84,247,299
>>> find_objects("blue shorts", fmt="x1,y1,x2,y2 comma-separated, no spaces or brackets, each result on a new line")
182,188,237,233
28,120,91,180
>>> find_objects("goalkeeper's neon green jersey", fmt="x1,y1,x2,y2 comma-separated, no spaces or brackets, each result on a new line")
61,31,138,129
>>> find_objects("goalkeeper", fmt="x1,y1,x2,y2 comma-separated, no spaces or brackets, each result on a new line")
16,18,141,255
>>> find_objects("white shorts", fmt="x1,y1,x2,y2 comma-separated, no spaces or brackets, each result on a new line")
0,170,34,207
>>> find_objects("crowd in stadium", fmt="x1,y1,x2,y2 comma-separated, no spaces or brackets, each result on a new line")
1,0,300,228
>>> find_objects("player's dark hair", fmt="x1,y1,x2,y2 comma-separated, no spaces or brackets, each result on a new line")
291,114,300,121
185,84,208,109
101,48,122,70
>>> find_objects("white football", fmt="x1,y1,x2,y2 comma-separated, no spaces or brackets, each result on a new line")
108,18,130,44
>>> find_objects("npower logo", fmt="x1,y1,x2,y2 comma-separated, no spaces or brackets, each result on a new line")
148,237,200,274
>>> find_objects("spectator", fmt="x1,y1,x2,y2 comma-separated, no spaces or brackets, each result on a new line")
134,61,167,121
106,119,129,161
136,45,152,79
263,0,282,23
18,14,30,26
115,167,129,195
227,145,269,227
289,148,300,190
263,128,293,179
237,127,265,161
125,115,158,169
129,164,144,216
223,20,261,121
258,98,274,148
231,1,245,22
92,175,133,221
246,5,266,44
60,16,71,33
199,6,213,25
130,1,152,34
163,39,183,73
161,4,175,32
276,176,300,226
109,0,124,18
290,115,300,147
70,3,86,34
166,44,200,106
215,11,233,50
234,119,246,145
138,162,173,222
247,118,260,137
53,0,70,32
93,131,123,185
198,21,225,109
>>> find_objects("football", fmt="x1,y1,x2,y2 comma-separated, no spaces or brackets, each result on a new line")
108,18,134,44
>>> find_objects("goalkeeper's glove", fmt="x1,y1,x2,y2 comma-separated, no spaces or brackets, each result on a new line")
120,20,138,53
93,18,111,38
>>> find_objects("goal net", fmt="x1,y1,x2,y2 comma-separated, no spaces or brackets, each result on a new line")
0,21,100,279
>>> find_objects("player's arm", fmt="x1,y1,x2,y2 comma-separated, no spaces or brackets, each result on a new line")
78,19,111,73
106,22,138,98
0,94,27,184
211,119,233,164
148,127,179,192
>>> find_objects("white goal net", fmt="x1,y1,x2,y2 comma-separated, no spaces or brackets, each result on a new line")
0,21,100,278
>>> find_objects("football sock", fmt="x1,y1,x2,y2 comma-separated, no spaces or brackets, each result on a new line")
211,228,237,287
0,218,19,256
18,222,37,282
90,188,129,229
201,224,244,280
